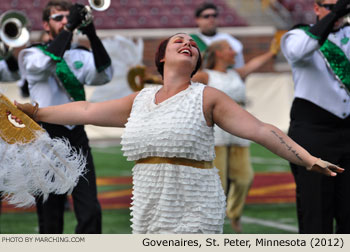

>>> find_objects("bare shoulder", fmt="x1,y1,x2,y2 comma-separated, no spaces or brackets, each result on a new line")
129,91,140,100
192,71,209,84
203,86,241,112
106,91,139,108
124,92,139,110
202,86,227,126
203,85,227,101
100,91,140,126
122,91,139,105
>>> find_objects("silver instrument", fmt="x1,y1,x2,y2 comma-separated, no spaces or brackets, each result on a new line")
80,0,111,28
89,0,111,11
0,10,30,58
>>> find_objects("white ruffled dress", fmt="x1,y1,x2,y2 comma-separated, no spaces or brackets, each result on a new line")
121,82,226,234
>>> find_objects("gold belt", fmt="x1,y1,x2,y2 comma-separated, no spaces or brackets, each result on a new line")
135,157,214,169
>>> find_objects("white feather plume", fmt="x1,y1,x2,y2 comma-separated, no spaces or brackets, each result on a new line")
0,132,86,208
89,35,144,102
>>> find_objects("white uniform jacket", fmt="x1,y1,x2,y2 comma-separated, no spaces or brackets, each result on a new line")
281,25,350,118
18,45,113,108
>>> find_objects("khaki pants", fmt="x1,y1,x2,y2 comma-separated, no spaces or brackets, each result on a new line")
214,146,254,220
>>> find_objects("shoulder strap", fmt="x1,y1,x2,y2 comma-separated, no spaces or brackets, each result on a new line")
190,34,208,52
36,44,86,101
298,26,350,95
290,23,310,31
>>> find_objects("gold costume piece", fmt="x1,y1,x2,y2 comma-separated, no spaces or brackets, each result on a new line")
0,93,86,208
0,93,43,144
136,156,214,169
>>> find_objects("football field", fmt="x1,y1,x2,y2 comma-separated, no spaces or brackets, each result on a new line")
0,143,298,234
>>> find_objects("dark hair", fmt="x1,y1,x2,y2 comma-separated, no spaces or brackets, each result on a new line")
42,0,72,21
155,35,202,79
195,2,218,17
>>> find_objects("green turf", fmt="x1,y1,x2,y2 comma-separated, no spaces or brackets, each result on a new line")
250,143,290,173
0,142,298,234
98,184,132,193
242,203,297,233
92,146,133,177
0,205,297,234
0,209,132,234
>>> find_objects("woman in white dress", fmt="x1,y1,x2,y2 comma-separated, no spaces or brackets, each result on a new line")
14,33,343,234
192,39,278,233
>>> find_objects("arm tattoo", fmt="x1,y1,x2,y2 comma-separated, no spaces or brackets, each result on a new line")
271,130,303,161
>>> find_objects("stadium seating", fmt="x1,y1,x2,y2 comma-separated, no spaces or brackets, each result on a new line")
0,0,248,30
277,0,315,24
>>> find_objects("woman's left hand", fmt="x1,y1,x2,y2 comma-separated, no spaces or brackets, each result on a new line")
307,158,344,176
14,100,39,121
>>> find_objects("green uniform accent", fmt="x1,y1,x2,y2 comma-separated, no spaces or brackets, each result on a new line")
189,34,208,52
299,26,350,94
36,45,85,101
74,61,84,69
341,37,349,45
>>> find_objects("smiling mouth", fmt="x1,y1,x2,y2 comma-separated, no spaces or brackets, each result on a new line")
178,47,193,56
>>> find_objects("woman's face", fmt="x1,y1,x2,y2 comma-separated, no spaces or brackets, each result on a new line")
217,41,236,66
162,33,200,72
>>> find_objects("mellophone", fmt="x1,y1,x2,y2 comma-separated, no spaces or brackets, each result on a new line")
0,10,30,59
76,0,111,28
0,0,111,59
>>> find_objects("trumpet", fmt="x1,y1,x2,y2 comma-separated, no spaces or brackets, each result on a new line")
0,10,30,58
80,0,111,28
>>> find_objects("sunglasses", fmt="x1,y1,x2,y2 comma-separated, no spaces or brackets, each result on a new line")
200,13,218,19
317,3,335,11
49,13,69,22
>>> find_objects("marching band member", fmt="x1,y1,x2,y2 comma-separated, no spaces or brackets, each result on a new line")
18,0,113,234
281,0,350,234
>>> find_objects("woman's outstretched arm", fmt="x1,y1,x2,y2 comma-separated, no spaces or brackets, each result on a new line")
15,92,138,128
203,86,343,176
236,38,279,79
236,51,275,79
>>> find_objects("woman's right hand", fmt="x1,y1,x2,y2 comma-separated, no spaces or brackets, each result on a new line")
14,101,39,121
307,158,344,177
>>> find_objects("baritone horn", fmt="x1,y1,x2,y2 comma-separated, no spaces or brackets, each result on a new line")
0,10,30,49
80,0,110,27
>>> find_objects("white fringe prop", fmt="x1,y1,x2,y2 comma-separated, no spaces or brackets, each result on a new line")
89,36,144,102
0,132,86,208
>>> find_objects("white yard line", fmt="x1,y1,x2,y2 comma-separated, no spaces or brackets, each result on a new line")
225,216,298,233
92,148,120,154
250,157,289,165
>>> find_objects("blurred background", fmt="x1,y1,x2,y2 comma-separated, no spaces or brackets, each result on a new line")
1,0,317,135
0,0,317,234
